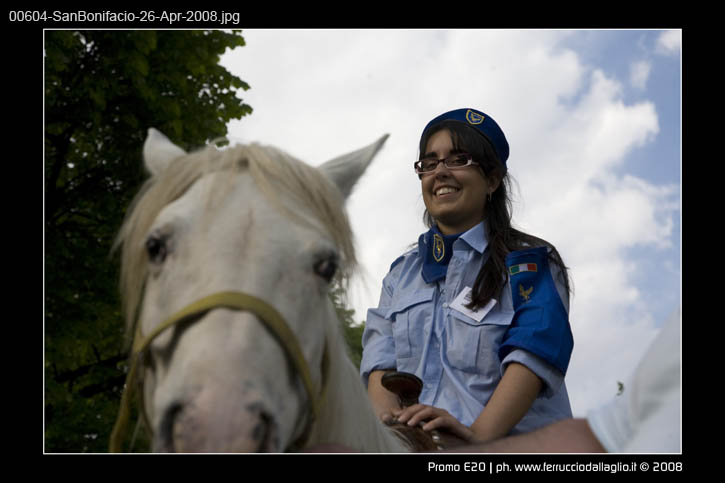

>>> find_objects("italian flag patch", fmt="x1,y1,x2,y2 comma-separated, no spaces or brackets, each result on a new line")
509,263,537,276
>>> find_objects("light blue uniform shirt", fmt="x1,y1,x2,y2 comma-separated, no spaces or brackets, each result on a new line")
360,221,572,434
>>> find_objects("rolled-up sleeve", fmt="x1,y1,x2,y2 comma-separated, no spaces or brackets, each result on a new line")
360,280,397,387
499,247,574,378
501,348,565,398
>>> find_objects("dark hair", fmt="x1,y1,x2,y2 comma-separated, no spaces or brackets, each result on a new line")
419,120,572,311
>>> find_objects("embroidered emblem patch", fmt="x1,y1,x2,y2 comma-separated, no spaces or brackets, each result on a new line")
519,284,533,302
433,233,445,262
466,109,484,125
509,263,537,276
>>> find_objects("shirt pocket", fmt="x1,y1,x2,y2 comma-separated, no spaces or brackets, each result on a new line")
386,287,435,364
447,306,514,373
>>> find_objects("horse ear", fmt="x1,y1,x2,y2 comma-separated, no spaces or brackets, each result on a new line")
143,128,187,176
318,134,389,199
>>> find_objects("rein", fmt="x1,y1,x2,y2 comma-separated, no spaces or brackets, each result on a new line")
109,291,329,452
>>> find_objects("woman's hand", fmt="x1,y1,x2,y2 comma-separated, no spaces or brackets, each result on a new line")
392,404,478,443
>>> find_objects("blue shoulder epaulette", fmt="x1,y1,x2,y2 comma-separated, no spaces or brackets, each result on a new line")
389,244,418,273
389,254,406,272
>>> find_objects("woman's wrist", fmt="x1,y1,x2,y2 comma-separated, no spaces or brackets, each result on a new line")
367,370,401,421
467,425,497,445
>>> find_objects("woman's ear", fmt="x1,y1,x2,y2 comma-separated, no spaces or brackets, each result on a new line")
486,170,503,195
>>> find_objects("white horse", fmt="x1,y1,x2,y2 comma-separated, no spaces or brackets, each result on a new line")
110,128,411,452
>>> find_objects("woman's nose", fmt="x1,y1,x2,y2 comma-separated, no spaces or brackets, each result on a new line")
431,161,452,177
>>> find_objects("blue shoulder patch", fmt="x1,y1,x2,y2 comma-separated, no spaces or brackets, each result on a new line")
389,244,418,273
389,254,406,272
499,246,574,375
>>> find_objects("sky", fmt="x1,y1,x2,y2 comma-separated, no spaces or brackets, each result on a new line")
219,29,681,418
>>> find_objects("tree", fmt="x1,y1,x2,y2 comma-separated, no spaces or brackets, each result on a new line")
44,30,252,453
330,281,366,370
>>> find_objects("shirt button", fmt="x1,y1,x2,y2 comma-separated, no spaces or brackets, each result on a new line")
442,302,449,309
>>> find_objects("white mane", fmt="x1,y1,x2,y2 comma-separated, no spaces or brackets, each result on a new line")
311,311,409,451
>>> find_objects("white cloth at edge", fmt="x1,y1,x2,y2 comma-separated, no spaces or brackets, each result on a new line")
586,307,681,453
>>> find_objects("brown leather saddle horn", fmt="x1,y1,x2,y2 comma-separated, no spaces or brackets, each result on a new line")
380,371,468,451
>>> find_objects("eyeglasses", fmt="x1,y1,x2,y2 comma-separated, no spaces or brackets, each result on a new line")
414,153,477,178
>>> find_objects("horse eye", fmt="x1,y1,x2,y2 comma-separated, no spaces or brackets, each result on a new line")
145,234,168,263
313,255,338,283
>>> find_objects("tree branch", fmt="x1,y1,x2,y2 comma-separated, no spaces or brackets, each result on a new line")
54,354,126,385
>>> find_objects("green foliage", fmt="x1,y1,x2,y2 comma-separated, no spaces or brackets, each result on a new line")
45,30,370,452
44,30,251,453
329,281,366,370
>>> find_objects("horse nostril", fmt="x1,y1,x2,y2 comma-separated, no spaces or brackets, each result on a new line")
159,402,184,452
254,410,278,452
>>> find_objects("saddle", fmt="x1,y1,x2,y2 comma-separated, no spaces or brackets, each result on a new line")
381,371,468,451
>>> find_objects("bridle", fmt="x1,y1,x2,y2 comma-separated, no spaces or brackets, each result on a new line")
109,291,329,452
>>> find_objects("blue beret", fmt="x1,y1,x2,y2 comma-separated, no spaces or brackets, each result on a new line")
421,108,509,169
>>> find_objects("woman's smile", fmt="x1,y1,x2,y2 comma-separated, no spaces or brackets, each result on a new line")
434,185,461,197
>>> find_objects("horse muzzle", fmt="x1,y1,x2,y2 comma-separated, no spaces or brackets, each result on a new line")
109,291,329,453
155,390,280,453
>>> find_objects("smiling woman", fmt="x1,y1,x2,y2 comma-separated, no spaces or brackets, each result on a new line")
361,108,575,445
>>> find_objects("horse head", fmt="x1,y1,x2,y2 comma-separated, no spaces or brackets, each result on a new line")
111,128,391,452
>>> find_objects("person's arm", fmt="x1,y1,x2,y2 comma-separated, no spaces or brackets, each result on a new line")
300,419,606,453
367,369,402,423
360,270,400,422
396,362,542,442
468,362,542,442
448,418,606,453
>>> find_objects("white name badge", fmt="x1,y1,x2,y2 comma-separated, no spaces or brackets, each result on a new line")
450,286,496,323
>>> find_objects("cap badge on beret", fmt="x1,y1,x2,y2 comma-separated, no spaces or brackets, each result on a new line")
465,109,484,125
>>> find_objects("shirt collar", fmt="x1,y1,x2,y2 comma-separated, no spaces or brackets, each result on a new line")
457,220,488,254
419,220,488,254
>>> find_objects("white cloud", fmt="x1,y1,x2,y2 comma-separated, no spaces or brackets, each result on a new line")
220,29,679,419
630,60,652,90
656,30,682,55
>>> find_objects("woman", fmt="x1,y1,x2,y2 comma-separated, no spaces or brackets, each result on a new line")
360,108,574,444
